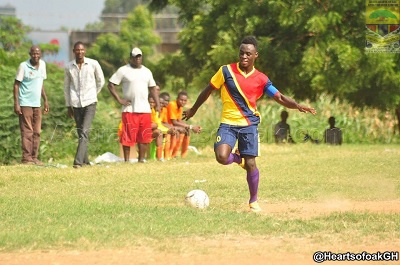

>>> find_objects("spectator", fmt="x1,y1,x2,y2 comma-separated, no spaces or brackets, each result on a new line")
13,45,49,165
324,116,342,145
64,41,105,168
108,47,160,163
166,91,201,159
274,110,295,144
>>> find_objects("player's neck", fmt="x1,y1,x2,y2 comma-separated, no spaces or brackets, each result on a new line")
239,65,253,74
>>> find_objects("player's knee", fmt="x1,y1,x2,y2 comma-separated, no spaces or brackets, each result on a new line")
215,152,229,165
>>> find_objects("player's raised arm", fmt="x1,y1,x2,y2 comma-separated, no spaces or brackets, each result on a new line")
183,84,214,121
273,92,317,115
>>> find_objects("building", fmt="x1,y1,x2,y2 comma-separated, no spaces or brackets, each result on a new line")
0,4,16,17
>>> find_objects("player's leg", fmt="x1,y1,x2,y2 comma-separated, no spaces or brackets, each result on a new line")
163,133,171,160
238,125,262,212
172,126,185,158
214,124,241,165
180,129,191,158
155,129,164,160
243,156,260,204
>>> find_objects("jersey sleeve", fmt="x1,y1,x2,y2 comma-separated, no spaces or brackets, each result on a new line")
264,79,279,98
209,66,225,90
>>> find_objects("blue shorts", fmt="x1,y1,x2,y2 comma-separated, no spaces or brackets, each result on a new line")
214,123,259,157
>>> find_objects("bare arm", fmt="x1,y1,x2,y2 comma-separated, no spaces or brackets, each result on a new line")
13,80,22,115
41,85,49,114
183,84,214,121
149,86,160,113
108,82,131,106
273,93,316,115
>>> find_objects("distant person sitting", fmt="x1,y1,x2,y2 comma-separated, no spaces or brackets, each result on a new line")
274,110,294,144
324,116,342,145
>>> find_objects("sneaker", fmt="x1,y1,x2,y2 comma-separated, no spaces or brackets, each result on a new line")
234,149,245,169
73,164,82,169
249,201,262,213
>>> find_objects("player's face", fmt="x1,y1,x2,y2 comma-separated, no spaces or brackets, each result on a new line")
159,98,166,107
177,95,187,108
149,97,155,109
239,44,258,70
162,95,170,106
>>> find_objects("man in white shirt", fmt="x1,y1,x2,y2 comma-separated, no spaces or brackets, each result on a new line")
64,41,105,168
108,47,160,163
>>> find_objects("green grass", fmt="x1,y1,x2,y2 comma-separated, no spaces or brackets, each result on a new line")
0,144,399,251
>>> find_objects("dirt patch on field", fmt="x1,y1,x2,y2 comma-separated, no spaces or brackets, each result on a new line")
1,200,399,265
1,238,398,265
261,199,400,219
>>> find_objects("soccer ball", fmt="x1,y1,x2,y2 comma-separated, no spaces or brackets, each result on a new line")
185,189,209,209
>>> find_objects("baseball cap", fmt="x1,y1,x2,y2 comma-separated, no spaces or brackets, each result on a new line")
131,47,142,57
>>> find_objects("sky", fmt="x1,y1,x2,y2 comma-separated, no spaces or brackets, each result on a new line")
0,0,105,30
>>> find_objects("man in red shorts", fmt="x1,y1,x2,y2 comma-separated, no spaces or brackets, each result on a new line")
108,47,160,163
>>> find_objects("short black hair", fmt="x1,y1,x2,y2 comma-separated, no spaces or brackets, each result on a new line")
177,91,188,98
241,36,258,50
73,41,85,49
160,92,170,99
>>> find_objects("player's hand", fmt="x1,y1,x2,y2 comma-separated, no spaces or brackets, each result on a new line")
298,105,317,115
191,125,202,134
183,108,195,121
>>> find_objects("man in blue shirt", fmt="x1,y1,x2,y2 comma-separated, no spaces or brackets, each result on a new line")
13,45,49,165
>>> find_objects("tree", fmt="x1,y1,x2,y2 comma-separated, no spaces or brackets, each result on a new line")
102,0,149,14
149,0,400,131
0,17,67,164
87,5,161,77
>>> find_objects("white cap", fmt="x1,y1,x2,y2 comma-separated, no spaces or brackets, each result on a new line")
131,47,142,57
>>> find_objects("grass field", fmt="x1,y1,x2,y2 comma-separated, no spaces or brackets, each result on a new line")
0,144,399,265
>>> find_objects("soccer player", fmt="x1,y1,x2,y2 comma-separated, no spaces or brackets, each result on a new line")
183,36,316,212
148,94,170,161
159,92,177,160
166,91,201,159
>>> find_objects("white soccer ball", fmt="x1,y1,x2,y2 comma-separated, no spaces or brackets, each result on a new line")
185,189,209,209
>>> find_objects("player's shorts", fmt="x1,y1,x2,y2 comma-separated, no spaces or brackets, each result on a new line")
214,123,259,157
120,112,153,146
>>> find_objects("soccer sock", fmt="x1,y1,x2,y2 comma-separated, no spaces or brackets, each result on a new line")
156,145,163,160
172,134,184,158
225,153,242,165
247,168,259,203
181,136,190,158
170,134,178,157
164,134,171,160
